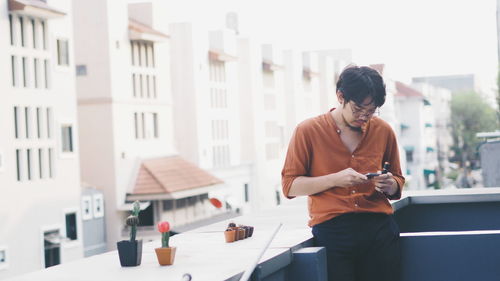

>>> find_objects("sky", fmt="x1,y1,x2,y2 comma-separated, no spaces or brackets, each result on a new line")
157,0,499,106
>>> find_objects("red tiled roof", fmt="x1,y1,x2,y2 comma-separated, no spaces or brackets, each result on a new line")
395,81,424,98
128,18,168,39
130,156,223,195
369,64,385,75
8,0,66,17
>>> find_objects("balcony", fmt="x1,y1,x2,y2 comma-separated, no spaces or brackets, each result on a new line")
6,188,500,281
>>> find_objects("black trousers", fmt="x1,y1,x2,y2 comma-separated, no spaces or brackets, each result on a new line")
312,213,401,281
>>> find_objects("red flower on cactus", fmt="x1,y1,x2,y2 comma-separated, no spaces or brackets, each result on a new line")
157,221,170,233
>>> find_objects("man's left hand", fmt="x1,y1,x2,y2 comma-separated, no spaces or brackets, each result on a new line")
372,172,398,196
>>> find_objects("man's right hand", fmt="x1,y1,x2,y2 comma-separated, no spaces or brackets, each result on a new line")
332,168,368,187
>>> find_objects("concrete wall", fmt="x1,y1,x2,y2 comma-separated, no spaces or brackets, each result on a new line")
480,141,500,187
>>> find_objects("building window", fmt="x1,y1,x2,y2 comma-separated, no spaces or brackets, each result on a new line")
16,149,21,181
137,43,142,66
276,190,281,205
132,74,136,97
130,41,135,65
141,113,146,138
34,58,39,88
48,148,53,178
44,230,61,268
152,76,157,98
0,247,7,269
24,107,30,139
36,108,41,138
27,149,32,180
22,57,28,87
134,112,139,139
31,18,37,49
65,213,77,241
162,200,173,211
151,44,155,67
14,107,19,139
61,125,74,153
93,194,104,218
153,113,158,138
244,183,249,202
57,39,69,66
146,75,150,98
11,56,16,87
41,21,46,50
81,196,92,220
139,74,143,97
9,14,14,45
406,150,414,163
19,16,25,47
44,59,49,89
46,108,51,138
38,148,44,179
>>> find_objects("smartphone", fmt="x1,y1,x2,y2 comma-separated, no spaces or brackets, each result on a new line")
365,173,380,179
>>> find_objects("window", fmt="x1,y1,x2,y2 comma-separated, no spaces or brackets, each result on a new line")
44,59,49,89
139,74,143,97
19,16,25,47
44,230,61,268
11,56,16,87
34,58,39,88
46,108,51,138
36,108,41,138
134,112,139,139
31,18,36,49
138,43,142,66
276,190,281,205
152,76,157,98
130,41,135,65
151,44,155,67
162,200,173,211
132,74,136,97
57,39,69,66
38,148,44,179
244,183,249,202
16,149,21,181
48,148,53,178
406,150,414,163
153,113,158,138
25,107,30,139
14,107,19,139
22,57,27,87
93,194,104,218
141,113,145,138
27,149,32,180
41,21,46,49
145,44,149,67
176,198,186,208
146,75,150,98
61,125,73,153
65,213,77,240
0,247,7,269
9,14,14,45
81,196,92,220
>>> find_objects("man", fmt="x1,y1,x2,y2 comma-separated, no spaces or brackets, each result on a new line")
281,65,405,281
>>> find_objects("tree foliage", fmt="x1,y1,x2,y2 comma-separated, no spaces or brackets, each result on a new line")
450,91,498,167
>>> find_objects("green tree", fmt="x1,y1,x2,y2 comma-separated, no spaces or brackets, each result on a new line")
450,92,499,182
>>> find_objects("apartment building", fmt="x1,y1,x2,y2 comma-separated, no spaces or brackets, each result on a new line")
169,22,251,214
394,81,439,189
0,0,83,278
73,0,224,249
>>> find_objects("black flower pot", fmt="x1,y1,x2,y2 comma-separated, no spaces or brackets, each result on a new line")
117,240,142,267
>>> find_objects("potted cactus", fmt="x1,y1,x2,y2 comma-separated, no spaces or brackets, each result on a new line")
117,201,143,267
155,221,176,265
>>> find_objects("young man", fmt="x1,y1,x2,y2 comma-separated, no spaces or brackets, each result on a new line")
281,66,405,281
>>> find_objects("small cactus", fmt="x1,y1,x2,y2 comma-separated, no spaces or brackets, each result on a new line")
157,221,171,248
127,201,141,242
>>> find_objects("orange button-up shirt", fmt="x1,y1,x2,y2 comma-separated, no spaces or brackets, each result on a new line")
281,109,405,227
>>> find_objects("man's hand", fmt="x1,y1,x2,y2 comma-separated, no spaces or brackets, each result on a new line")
372,172,398,196
333,168,368,187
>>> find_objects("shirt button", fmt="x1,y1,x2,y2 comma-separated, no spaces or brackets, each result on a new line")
336,129,340,134
352,155,354,158
352,190,356,194
354,203,359,207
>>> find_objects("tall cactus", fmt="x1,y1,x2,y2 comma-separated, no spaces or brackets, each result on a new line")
126,201,141,242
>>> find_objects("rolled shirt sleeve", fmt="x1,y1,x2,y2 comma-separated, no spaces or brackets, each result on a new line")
281,124,311,199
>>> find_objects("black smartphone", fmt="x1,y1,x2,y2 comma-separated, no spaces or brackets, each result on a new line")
365,173,380,179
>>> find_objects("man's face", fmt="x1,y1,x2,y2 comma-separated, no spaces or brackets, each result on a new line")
339,94,378,128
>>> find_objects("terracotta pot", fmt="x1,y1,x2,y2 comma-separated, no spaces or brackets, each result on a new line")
117,240,142,267
248,226,254,237
224,230,236,243
230,227,239,241
155,247,176,266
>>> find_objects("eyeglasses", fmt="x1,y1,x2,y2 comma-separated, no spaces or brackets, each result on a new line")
348,102,380,117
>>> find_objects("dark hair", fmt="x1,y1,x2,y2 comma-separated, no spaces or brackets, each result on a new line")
336,65,386,107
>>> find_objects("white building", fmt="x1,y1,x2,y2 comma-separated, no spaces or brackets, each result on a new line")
169,22,252,214
74,0,224,249
412,82,453,187
394,81,439,189
0,0,83,278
